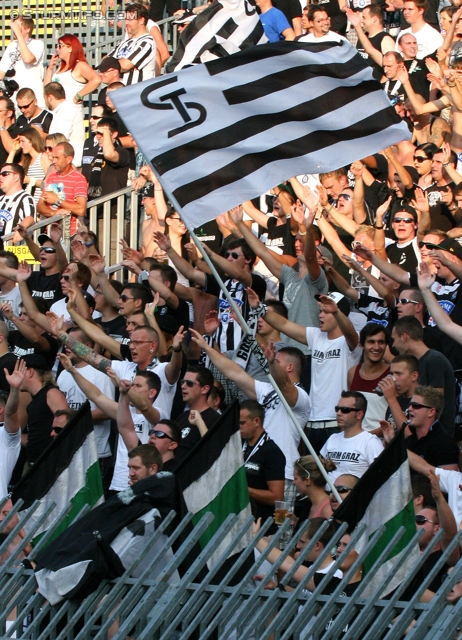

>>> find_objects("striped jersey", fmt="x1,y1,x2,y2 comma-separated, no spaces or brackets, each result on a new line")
109,33,156,85
0,189,35,236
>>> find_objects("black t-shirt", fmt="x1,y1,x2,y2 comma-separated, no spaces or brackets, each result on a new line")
27,271,64,309
81,134,100,184
418,350,456,435
175,407,220,464
385,395,411,430
273,0,301,23
400,550,445,600
386,239,419,273
156,300,190,332
26,382,55,463
17,109,53,134
193,220,223,254
266,217,296,256
95,314,130,360
406,421,459,468
357,292,394,330
404,59,430,101
243,434,286,524
110,111,135,169
87,141,130,199
357,31,391,81
8,331,60,370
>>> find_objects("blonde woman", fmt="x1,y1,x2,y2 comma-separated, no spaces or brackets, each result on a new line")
7,128,50,204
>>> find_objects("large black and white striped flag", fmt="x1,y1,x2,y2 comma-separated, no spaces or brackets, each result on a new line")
166,0,267,72
114,40,411,228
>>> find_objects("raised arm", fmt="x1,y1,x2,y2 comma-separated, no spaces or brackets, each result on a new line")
234,213,282,280
318,294,358,351
3,360,27,434
154,231,207,287
343,255,396,307
57,353,117,418
242,200,271,229
264,308,307,345
190,328,257,399
88,255,120,309
354,244,411,286
418,263,462,343
428,469,460,566
0,303,51,353
17,265,53,334
202,244,252,287
66,295,123,360
50,315,112,374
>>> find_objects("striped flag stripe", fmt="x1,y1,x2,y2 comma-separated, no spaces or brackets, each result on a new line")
206,39,339,74
154,79,380,175
169,106,403,208
182,431,246,512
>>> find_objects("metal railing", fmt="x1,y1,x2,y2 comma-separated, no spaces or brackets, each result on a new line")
1,493,462,639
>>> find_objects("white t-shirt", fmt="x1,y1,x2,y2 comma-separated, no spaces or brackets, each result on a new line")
255,380,311,479
0,286,22,333
57,365,114,458
435,468,462,530
0,39,45,106
109,405,168,491
50,297,101,325
305,328,362,421
0,426,21,498
360,391,389,432
297,31,347,43
48,101,85,166
320,430,383,480
111,360,177,418
397,24,443,60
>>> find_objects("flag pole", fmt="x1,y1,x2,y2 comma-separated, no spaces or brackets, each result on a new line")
147,170,342,504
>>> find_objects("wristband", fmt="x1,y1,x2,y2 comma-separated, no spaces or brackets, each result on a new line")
173,346,182,352
75,92,83,102
443,162,451,167
298,230,307,236
374,224,384,229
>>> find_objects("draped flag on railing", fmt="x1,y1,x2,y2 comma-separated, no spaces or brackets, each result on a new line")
113,40,411,228
334,428,420,598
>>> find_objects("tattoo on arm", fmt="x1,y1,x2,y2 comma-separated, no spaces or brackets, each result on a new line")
60,333,112,372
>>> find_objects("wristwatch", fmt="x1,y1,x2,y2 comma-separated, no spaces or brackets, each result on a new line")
56,198,63,207
0,127,6,131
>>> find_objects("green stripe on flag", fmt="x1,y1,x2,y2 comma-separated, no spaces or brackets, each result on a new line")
190,466,249,547
363,498,416,575
32,461,103,547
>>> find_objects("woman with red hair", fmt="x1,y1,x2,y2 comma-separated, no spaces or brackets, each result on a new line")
44,34,101,108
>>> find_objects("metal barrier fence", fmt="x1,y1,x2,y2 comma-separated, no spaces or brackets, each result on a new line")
1,494,462,639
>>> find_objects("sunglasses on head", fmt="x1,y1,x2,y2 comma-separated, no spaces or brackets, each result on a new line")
409,401,433,410
415,514,436,525
148,429,173,440
326,486,352,495
393,217,414,224
225,251,242,260
335,405,359,414
295,457,311,478
39,246,56,253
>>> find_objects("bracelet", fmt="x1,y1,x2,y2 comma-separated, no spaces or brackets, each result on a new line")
443,162,451,167
298,230,307,236
326,204,334,212
0,127,6,132
75,92,83,102
374,224,384,229
173,346,182,352
447,82,456,88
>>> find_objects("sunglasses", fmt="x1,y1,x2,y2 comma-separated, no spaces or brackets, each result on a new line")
225,251,243,259
397,298,418,305
61,275,70,281
393,217,414,224
51,426,63,434
335,405,359,414
148,429,173,440
45,145,53,151
18,100,34,110
338,193,352,201
409,401,433,410
0,171,15,177
39,246,56,253
415,514,436,525
414,156,429,163
180,379,200,387
295,457,311,478
168,216,182,221
90,115,102,120
326,486,352,495
119,294,134,302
